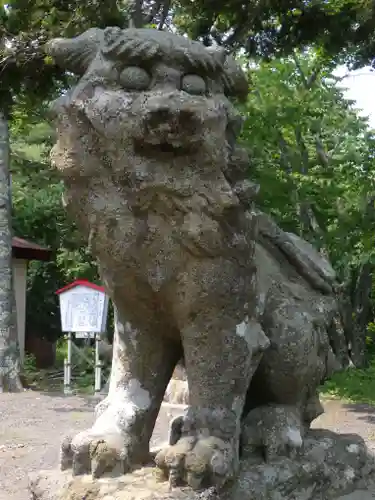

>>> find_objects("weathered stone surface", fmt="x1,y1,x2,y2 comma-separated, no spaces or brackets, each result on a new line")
29,431,375,500
339,492,375,500
45,25,362,494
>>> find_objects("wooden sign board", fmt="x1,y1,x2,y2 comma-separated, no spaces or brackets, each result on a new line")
56,280,109,333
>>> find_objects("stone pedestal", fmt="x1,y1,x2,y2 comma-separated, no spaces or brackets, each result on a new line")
29,430,375,500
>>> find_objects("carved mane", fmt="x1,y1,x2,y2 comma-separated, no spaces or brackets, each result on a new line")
46,27,248,101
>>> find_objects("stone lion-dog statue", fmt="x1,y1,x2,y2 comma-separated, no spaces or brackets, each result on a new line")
47,27,343,491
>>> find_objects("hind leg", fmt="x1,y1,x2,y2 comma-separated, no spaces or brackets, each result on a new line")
240,286,330,461
241,404,304,461
240,392,324,462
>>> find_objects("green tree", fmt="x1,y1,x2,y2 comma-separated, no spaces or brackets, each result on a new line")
240,52,375,366
173,0,375,68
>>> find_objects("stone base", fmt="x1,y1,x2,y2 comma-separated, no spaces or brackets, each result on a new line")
29,430,375,500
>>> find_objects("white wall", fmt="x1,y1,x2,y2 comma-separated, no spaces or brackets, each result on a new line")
12,259,27,363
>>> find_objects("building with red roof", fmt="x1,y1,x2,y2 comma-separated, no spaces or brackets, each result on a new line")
11,237,51,362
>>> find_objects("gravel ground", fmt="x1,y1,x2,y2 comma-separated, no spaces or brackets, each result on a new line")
1,392,375,500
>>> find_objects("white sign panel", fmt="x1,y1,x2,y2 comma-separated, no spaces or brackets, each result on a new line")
58,285,109,333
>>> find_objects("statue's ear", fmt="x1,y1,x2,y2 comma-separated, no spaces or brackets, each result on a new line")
45,27,107,75
223,55,249,102
205,45,248,101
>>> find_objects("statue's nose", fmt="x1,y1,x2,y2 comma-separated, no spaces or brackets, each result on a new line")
145,105,200,136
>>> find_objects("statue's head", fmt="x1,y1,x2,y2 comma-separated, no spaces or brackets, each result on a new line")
47,28,255,217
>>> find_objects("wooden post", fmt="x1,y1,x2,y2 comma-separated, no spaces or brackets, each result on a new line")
64,332,72,394
94,333,102,394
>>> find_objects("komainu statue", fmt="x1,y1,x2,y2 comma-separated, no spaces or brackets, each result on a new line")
45,27,369,496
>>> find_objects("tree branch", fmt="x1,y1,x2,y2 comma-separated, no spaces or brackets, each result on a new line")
144,0,162,24
158,0,171,30
128,0,144,28
292,51,322,90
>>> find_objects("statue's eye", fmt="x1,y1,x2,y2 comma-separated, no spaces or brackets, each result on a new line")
119,67,151,91
181,74,207,95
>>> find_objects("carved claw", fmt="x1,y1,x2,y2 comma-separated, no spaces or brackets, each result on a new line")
155,435,236,490
64,429,129,478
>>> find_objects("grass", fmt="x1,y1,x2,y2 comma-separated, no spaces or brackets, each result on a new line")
320,355,375,405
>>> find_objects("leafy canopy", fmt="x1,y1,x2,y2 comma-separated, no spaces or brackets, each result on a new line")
240,52,375,278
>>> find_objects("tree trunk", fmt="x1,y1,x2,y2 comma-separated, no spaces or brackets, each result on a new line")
349,263,373,368
128,0,144,28
0,112,22,392
334,263,373,369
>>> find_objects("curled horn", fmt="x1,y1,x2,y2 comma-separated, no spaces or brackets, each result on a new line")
45,28,106,75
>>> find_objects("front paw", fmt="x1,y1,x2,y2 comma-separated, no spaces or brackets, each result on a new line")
155,435,236,490
60,428,130,478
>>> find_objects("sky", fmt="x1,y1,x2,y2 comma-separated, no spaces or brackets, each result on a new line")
334,66,375,129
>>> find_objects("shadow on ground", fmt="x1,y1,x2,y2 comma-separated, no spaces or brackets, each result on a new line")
343,403,375,424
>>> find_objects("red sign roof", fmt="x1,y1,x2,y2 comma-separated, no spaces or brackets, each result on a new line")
56,279,106,295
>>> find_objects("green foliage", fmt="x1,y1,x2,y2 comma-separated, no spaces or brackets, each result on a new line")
3,0,128,37
54,338,67,367
23,352,37,372
320,335,375,405
0,0,130,115
320,364,375,404
240,52,375,278
173,0,375,68
0,1,172,117
320,315,375,404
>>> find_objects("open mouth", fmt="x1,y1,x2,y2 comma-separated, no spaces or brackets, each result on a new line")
133,139,195,158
